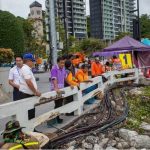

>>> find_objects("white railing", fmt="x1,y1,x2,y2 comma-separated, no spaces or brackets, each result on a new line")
0,68,139,131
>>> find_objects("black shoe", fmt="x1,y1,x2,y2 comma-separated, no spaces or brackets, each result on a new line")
57,117,63,124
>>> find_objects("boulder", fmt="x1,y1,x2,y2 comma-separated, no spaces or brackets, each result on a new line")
116,143,122,149
121,141,130,149
93,144,103,150
129,88,143,96
119,128,138,141
86,136,99,144
134,135,150,149
106,146,118,150
140,122,150,133
82,142,93,149
108,140,117,147
99,138,109,147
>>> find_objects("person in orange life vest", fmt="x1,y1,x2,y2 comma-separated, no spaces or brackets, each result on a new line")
65,60,79,89
76,64,93,83
64,60,79,116
72,55,81,67
91,57,104,77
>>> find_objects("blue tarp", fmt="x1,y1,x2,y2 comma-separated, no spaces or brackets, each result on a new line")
141,38,150,46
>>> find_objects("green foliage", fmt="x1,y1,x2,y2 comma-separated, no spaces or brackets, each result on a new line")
140,14,150,38
115,32,131,41
17,17,46,57
0,48,14,64
125,87,150,131
0,11,25,55
69,38,106,55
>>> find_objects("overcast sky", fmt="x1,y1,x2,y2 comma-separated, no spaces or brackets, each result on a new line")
0,0,150,18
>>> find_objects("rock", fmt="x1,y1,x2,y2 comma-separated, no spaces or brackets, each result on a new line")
93,144,103,150
82,142,93,149
129,147,137,150
100,138,109,147
100,134,105,139
140,122,150,132
111,101,116,108
116,143,122,149
139,77,150,86
67,140,76,147
86,136,99,144
107,131,114,139
130,141,136,147
116,106,123,112
67,146,75,150
121,142,130,149
119,128,138,141
120,139,125,142
109,140,117,147
106,146,118,150
134,135,150,149
130,88,142,96
115,137,120,142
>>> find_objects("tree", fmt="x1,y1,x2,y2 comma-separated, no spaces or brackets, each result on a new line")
87,16,91,37
69,38,106,55
17,17,46,58
0,48,14,65
115,32,131,41
0,11,25,55
140,14,150,38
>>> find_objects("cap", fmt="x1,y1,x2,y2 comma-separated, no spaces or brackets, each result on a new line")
1,120,25,135
23,53,35,62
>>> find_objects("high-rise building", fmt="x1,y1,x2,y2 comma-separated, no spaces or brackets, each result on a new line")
90,0,135,40
28,1,44,39
45,0,87,40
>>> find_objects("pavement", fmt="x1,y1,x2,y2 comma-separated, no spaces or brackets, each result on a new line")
34,72,50,93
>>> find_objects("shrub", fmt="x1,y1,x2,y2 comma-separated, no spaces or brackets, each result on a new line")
0,48,14,64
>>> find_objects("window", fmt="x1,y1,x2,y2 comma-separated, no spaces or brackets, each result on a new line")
31,10,34,15
37,10,41,15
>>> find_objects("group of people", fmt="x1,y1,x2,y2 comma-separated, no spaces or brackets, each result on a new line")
8,53,41,101
8,52,123,123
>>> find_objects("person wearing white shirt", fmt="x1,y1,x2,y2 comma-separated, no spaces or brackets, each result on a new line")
8,56,23,101
19,53,41,99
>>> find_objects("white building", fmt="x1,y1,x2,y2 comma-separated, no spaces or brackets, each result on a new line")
28,1,44,40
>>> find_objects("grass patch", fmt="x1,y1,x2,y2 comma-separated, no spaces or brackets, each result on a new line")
125,86,150,132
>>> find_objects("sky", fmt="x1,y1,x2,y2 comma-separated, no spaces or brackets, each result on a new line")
0,0,150,18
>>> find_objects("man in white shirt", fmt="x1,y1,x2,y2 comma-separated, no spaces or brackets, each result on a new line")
8,56,23,101
19,53,41,99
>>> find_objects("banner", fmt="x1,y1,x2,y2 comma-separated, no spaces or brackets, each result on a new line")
119,53,133,69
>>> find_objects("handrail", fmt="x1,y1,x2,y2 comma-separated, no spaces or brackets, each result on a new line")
0,68,139,132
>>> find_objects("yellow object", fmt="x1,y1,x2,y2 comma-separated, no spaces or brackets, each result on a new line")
36,58,42,65
119,53,133,69
9,142,39,150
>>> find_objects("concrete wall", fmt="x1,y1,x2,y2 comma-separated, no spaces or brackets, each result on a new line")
0,67,13,93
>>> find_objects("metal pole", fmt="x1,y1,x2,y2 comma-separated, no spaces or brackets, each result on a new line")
63,0,68,54
137,0,141,41
49,0,57,65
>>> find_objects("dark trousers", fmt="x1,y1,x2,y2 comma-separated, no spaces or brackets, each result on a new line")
19,92,34,99
13,88,20,101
